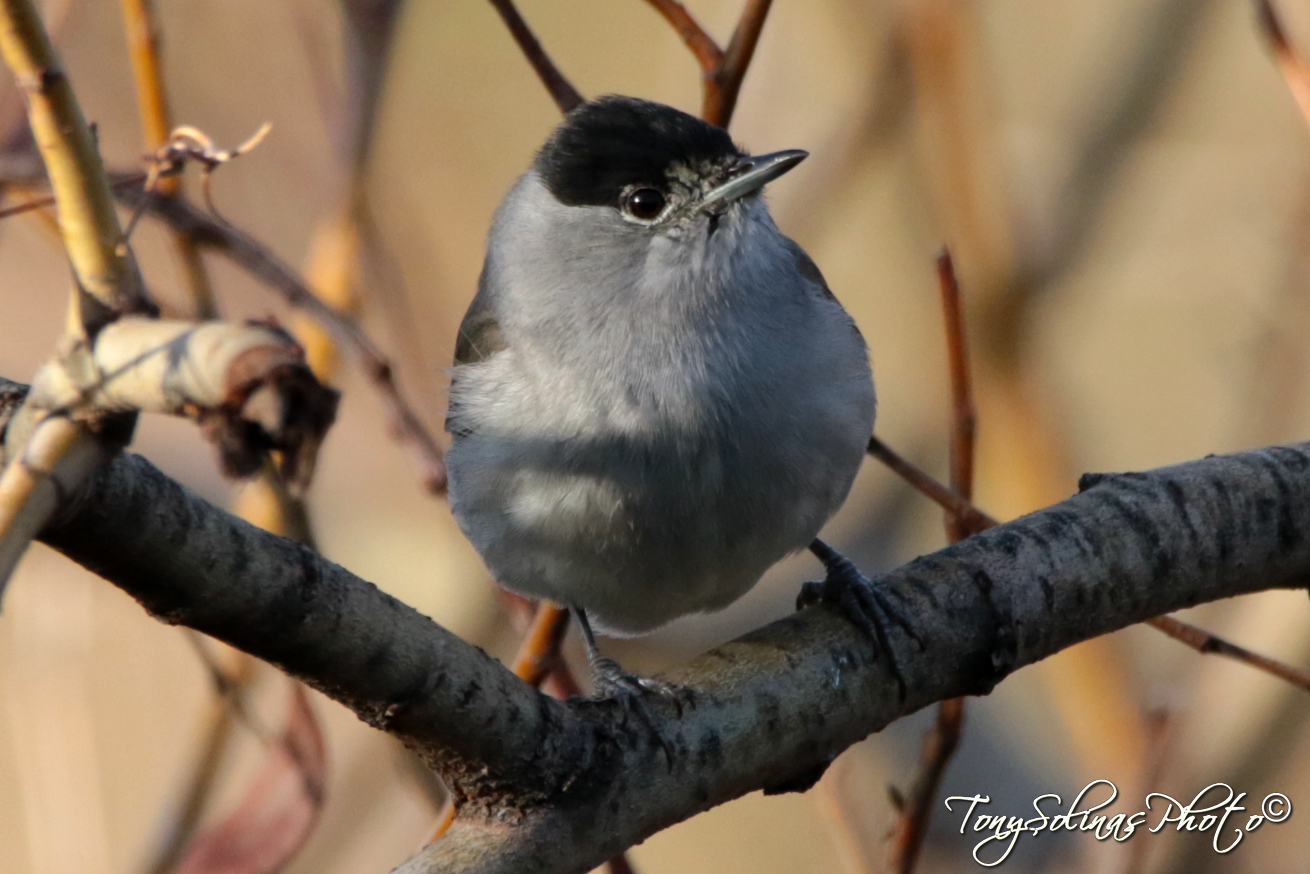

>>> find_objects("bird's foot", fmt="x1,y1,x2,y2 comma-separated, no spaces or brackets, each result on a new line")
798,540,923,700
589,655,684,708
575,609,689,767
588,655,689,767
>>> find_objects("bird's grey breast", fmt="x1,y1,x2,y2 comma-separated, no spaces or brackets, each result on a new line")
445,171,874,633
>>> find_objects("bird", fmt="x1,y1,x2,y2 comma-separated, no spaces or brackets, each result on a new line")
445,95,901,700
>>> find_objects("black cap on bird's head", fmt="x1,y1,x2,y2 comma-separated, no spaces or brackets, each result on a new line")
536,96,739,208
535,95,807,219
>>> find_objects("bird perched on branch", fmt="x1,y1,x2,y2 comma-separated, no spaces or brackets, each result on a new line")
446,95,903,699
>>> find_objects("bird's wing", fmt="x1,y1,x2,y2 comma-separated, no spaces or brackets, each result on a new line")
781,235,868,346
453,275,506,367
780,235,837,304
446,271,507,437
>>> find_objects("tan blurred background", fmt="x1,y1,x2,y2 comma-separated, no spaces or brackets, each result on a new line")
1,0,1310,872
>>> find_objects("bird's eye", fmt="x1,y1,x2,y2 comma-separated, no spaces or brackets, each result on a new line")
623,188,667,220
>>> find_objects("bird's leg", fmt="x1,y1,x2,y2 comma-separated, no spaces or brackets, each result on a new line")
573,608,685,765
574,607,681,704
797,539,923,699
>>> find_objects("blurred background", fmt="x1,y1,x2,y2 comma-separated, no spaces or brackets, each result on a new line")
1,0,1309,872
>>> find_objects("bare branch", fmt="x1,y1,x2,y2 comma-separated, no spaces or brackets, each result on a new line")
115,185,448,493
870,435,1310,699
939,249,976,535
487,0,584,114
22,414,1310,871
119,0,216,318
887,697,964,873
866,435,994,533
1146,614,1310,691
885,248,975,874
509,603,571,688
642,0,722,73
702,0,774,127
0,0,152,599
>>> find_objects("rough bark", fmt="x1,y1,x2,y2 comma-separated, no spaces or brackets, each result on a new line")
20,428,1310,873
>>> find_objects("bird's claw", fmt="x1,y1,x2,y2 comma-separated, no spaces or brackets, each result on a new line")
799,546,922,700
589,656,689,767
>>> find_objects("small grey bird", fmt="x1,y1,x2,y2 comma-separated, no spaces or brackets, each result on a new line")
447,95,898,697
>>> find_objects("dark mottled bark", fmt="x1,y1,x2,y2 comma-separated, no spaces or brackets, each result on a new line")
16,413,1310,873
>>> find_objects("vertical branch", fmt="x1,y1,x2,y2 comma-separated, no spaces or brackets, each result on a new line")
702,0,774,127
885,249,973,874
0,0,150,596
487,0,584,113
120,0,216,318
938,249,976,539
0,0,144,322
293,0,407,382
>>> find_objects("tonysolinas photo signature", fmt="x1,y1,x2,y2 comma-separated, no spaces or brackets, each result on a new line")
944,781,1292,866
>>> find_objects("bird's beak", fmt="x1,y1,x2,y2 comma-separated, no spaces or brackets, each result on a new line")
699,149,808,212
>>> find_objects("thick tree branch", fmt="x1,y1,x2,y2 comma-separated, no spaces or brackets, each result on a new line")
8,402,1306,872
34,449,598,806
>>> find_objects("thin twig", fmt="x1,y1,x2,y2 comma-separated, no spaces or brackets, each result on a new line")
607,853,638,874
702,0,774,126
1256,0,1310,131
0,171,151,218
642,0,722,73
885,249,974,874
1146,614,1310,691
886,697,964,872
119,0,216,318
866,435,994,532
510,603,571,687
869,437,1310,697
146,644,257,874
487,0,584,113
115,185,448,493
938,249,976,540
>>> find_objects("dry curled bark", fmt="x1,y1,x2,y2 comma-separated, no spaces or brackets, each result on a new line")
2,386,1303,873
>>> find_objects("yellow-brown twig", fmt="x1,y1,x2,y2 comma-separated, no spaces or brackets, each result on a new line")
0,415,104,589
510,603,572,687
0,0,148,597
0,0,143,322
119,0,215,318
